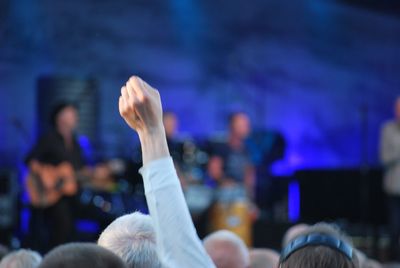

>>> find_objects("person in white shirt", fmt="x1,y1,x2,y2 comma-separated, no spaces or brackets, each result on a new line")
118,76,216,268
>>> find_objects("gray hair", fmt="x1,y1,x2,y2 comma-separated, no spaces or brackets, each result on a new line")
203,230,249,268
98,212,161,268
0,249,42,268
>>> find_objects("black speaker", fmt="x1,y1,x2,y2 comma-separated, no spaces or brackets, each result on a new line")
295,168,385,225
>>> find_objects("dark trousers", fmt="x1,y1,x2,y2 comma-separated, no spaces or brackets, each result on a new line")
388,195,400,259
29,197,75,253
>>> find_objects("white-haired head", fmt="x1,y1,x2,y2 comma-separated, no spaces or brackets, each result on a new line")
203,230,249,268
98,212,161,268
0,249,42,268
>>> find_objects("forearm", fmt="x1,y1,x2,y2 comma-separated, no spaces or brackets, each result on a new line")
138,128,170,165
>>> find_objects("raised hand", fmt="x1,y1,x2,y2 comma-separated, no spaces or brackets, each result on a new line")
119,76,169,165
119,76,163,136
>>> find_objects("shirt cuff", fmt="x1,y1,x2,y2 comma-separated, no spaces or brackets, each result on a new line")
139,156,174,176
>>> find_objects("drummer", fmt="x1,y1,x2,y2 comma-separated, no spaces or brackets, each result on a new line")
207,112,256,202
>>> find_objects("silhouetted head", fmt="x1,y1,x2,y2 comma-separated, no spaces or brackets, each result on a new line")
50,102,78,132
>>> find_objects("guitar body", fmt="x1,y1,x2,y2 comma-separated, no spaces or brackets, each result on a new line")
26,162,78,208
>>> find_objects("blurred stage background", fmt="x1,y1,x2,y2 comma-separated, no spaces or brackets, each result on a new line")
0,0,399,260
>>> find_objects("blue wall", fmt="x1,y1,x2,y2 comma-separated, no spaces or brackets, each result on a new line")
0,0,399,172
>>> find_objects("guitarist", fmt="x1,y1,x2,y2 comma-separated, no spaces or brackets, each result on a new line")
25,102,86,251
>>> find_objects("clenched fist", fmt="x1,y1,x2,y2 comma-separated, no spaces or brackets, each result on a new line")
119,76,164,136
119,76,169,164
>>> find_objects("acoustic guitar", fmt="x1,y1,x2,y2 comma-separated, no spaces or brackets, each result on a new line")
25,161,78,208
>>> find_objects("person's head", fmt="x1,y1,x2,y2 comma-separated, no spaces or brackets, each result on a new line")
229,112,251,140
394,97,400,121
97,212,161,268
38,243,127,268
163,111,178,138
279,222,359,268
0,249,42,268
249,248,279,268
281,223,310,248
50,102,79,133
203,230,249,268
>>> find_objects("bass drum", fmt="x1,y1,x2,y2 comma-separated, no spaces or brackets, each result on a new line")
209,186,252,246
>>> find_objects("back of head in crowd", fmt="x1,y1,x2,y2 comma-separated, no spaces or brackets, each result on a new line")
279,222,359,268
0,249,42,268
98,212,161,268
203,230,249,268
249,248,279,268
38,243,127,268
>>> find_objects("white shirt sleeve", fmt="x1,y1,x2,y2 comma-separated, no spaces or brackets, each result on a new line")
139,157,216,268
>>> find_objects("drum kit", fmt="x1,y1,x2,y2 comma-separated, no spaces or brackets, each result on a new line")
75,138,253,245
179,139,253,246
